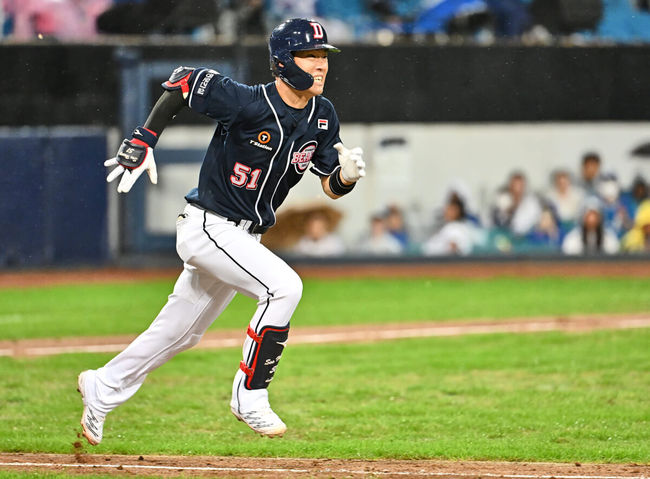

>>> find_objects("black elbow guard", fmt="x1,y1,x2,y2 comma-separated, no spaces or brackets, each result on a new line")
161,66,195,99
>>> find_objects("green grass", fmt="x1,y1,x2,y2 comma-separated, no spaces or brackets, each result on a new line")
0,329,648,462
0,277,649,339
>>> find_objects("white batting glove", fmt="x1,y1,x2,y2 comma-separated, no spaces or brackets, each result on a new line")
334,142,365,183
105,140,158,193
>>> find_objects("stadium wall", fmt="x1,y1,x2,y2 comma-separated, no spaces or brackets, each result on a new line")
2,43,650,126
0,128,108,267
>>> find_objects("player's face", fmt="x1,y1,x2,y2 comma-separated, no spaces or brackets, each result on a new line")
293,49,328,95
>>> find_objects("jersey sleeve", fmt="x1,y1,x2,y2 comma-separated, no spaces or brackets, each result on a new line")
184,68,256,128
309,103,342,177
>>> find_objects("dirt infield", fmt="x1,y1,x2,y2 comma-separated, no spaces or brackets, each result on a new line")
2,313,650,358
2,259,650,289
1,453,648,478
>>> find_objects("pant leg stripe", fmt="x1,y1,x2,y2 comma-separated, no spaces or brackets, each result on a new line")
247,298,270,365
202,211,273,346
202,211,272,298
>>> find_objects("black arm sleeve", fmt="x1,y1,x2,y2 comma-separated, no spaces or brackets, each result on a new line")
143,89,187,135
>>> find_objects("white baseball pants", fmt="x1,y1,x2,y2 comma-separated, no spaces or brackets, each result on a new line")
87,203,302,416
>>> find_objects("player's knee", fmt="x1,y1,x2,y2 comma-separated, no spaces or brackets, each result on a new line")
274,270,303,307
185,333,204,349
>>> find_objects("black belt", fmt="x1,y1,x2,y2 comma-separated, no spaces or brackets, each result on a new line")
229,218,269,235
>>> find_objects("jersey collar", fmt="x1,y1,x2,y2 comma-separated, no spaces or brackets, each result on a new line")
266,82,317,127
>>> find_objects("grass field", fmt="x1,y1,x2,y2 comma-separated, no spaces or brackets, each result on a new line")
0,275,648,467
0,329,649,462
0,277,649,339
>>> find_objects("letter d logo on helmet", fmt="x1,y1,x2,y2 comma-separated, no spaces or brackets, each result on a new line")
269,18,340,91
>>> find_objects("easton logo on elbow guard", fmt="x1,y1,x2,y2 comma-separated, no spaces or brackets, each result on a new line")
196,71,216,96
240,325,289,389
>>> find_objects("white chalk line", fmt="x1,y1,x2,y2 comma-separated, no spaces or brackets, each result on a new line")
3,316,650,357
0,462,647,479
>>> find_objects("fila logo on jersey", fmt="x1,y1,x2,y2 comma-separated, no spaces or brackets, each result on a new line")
196,71,216,96
250,131,273,151
292,141,318,172
317,119,328,130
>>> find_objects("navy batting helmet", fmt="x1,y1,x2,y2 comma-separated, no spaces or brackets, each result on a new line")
269,18,340,91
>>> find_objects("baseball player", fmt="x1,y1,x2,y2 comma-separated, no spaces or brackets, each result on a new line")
77,18,365,445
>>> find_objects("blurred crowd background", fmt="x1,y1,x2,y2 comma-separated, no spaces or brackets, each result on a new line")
2,0,650,266
283,152,650,258
2,0,650,44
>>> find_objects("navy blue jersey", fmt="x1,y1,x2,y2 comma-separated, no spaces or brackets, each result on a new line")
163,67,341,228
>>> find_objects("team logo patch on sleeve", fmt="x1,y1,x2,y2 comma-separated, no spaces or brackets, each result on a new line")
292,141,318,172
317,119,328,130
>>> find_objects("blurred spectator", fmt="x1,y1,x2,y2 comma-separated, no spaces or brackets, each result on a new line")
258,0,357,42
561,197,620,255
235,0,265,36
484,0,531,36
97,0,220,35
528,0,602,36
596,0,650,43
408,0,530,38
356,212,403,255
266,0,316,26
439,179,481,225
1,2,6,37
293,211,346,257
411,0,492,36
621,199,650,253
5,0,111,40
578,151,603,196
524,200,562,251
276,0,370,42
596,173,629,236
368,0,399,20
620,175,648,223
422,193,483,256
384,204,410,249
491,171,542,236
544,169,584,228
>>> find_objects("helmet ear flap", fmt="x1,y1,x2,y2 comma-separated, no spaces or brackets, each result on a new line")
271,51,314,91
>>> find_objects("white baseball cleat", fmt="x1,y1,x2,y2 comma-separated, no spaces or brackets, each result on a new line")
231,404,287,438
77,370,105,446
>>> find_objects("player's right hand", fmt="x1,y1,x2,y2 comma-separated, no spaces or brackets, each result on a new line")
105,136,158,194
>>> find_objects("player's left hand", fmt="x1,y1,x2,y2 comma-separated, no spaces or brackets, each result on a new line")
334,142,365,183
105,139,158,193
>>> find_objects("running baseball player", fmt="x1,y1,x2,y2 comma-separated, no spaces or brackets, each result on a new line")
77,18,365,445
